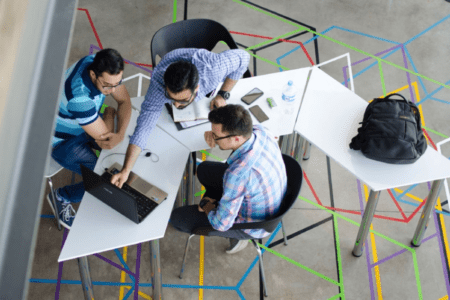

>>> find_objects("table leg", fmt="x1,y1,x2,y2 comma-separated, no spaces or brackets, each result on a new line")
149,240,163,300
182,154,195,206
411,179,444,247
78,256,95,299
279,133,296,157
352,190,381,257
293,134,305,162
303,142,311,160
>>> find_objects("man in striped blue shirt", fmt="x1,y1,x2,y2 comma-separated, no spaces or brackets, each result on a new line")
170,105,287,254
110,48,250,188
48,49,132,228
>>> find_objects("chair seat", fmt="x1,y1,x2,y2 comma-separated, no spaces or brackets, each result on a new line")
45,157,64,178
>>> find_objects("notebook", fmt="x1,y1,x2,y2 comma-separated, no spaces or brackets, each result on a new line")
171,96,211,122
165,103,209,131
80,163,168,224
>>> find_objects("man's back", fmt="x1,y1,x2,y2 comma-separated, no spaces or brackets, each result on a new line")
208,125,287,238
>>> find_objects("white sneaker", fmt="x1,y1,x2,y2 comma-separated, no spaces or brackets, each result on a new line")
226,239,248,254
46,190,76,229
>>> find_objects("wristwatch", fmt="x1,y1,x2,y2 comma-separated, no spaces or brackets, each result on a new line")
217,90,230,100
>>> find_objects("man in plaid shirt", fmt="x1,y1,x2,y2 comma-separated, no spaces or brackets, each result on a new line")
170,104,287,254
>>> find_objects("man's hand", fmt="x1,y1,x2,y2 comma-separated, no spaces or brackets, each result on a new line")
95,132,124,149
198,197,217,212
110,169,130,189
204,131,216,149
209,95,227,111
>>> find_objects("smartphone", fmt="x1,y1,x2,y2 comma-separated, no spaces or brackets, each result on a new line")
249,105,269,123
241,87,264,105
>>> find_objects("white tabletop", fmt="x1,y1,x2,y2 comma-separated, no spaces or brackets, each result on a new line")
132,67,311,152
59,109,190,262
295,67,450,191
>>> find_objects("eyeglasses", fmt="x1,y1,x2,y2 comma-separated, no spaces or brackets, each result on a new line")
165,89,196,104
100,78,123,90
212,132,235,141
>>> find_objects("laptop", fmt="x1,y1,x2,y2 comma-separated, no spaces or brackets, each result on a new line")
80,163,168,224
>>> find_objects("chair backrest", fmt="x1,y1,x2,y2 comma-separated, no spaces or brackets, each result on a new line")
150,19,251,78
255,154,303,233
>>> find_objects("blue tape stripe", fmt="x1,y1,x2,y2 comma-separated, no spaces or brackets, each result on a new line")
40,214,55,219
303,26,336,45
403,47,428,95
123,286,134,300
395,184,418,199
114,249,135,283
236,223,282,288
236,288,246,300
404,14,450,45
332,26,400,44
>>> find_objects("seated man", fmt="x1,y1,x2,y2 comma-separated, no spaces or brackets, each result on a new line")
47,48,132,228
170,104,287,254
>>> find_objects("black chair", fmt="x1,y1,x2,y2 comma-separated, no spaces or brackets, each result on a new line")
150,18,251,78
178,154,303,297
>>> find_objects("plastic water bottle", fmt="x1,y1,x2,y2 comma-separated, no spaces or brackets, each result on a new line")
282,80,297,114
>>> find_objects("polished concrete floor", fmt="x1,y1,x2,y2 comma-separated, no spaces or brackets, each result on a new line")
29,0,450,299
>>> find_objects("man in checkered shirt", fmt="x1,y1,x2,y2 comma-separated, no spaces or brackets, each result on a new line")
110,48,250,187
170,105,287,254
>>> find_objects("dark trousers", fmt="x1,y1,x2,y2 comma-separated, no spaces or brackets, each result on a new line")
51,133,101,203
169,161,253,240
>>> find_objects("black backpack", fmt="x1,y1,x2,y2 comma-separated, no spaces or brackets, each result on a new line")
349,93,427,164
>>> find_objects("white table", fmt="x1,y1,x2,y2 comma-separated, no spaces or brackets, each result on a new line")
58,108,190,299
294,67,450,256
132,67,312,152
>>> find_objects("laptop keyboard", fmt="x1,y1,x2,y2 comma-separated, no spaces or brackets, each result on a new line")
101,170,158,221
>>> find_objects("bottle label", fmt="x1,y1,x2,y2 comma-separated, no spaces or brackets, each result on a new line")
282,94,296,102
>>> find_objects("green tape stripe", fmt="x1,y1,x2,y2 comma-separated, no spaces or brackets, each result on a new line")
199,150,224,162
172,0,177,23
195,190,206,197
247,52,290,71
327,293,343,300
333,214,345,298
301,196,423,299
100,104,108,114
423,126,449,139
300,196,412,251
233,0,450,90
412,250,423,300
255,242,341,286
246,28,305,51
378,61,386,96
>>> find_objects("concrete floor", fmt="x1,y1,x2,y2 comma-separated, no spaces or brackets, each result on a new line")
28,0,450,299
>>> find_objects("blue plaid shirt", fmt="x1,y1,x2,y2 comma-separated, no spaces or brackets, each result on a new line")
208,125,287,238
130,48,250,150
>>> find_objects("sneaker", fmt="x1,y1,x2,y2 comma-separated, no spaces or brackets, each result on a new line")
47,191,76,229
226,238,248,254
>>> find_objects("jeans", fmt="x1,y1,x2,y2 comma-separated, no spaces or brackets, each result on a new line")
169,161,253,240
51,133,101,203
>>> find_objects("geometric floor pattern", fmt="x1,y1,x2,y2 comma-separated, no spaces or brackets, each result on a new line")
29,1,450,299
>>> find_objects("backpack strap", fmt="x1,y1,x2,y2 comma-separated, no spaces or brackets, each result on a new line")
382,93,408,102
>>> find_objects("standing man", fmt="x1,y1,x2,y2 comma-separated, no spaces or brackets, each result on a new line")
169,104,287,253
110,48,250,188
47,48,132,228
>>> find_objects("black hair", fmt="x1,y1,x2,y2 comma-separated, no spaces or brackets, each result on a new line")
208,104,253,138
164,61,199,93
87,48,124,77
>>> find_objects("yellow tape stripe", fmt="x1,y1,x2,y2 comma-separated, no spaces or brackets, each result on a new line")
439,295,449,300
364,185,383,299
119,247,128,299
393,188,424,203
199,151,206,300
123,286,152,299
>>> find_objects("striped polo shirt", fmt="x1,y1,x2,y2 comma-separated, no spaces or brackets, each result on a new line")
52,55,105,147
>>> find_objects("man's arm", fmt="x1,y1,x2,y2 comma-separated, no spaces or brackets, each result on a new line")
110,143,141,188
210,50,250,110
95,85,132,149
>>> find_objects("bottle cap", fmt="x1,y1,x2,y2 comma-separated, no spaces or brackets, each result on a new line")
288,80,293,86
